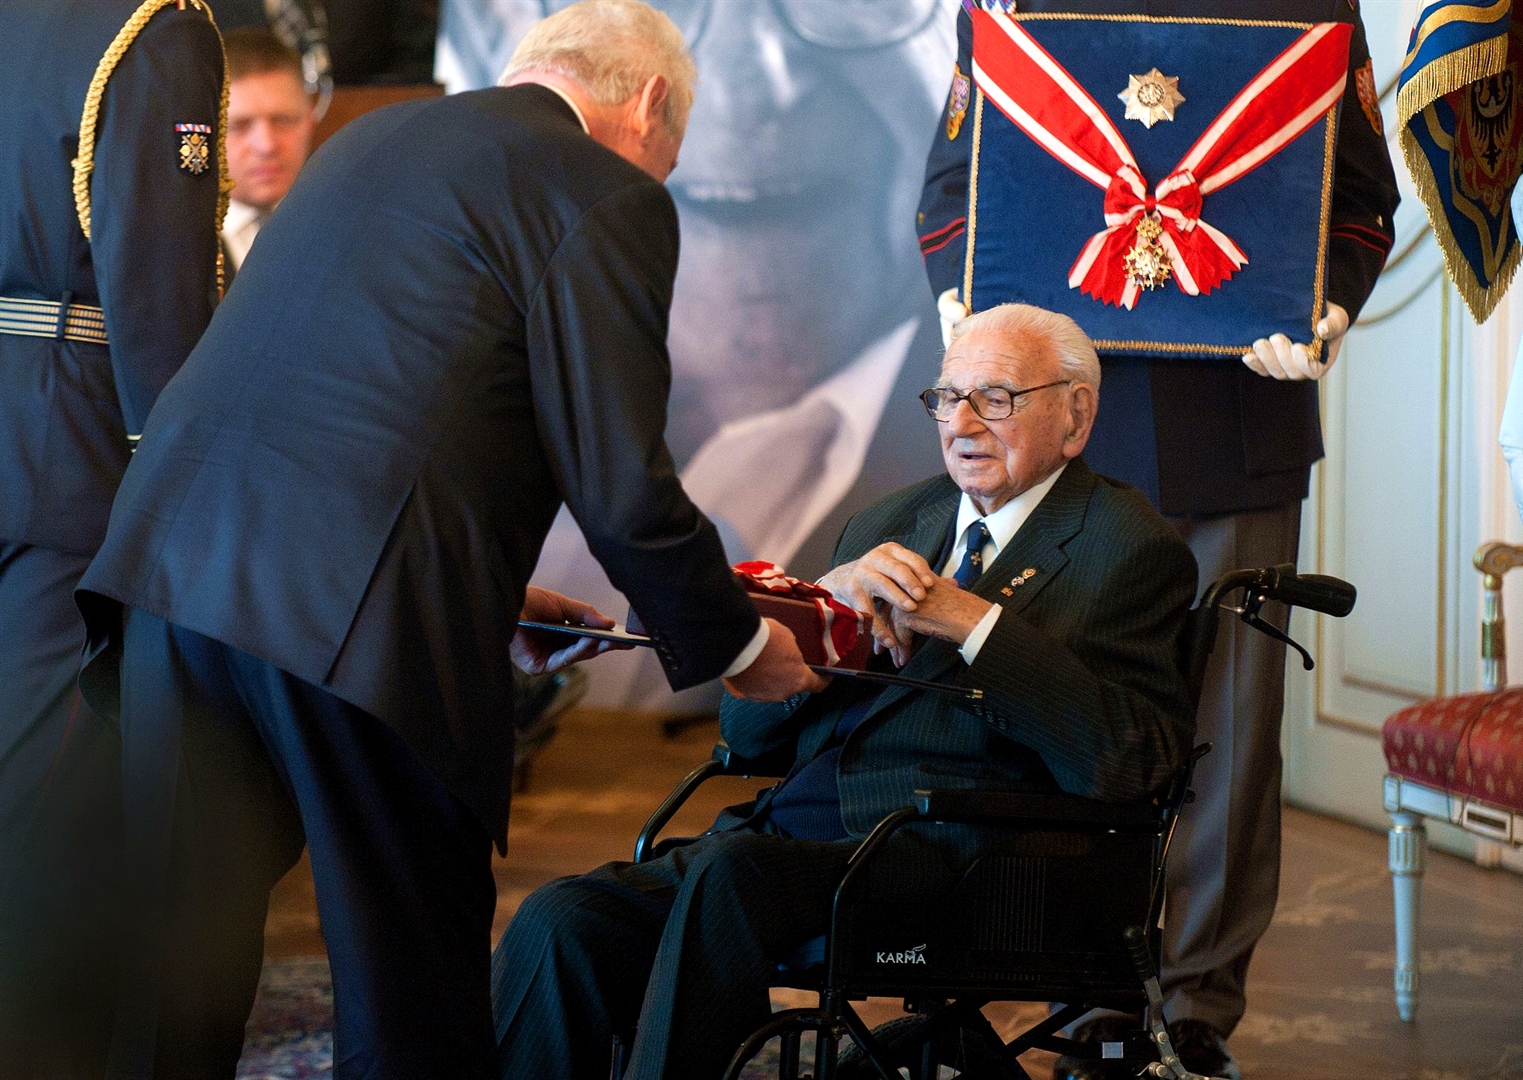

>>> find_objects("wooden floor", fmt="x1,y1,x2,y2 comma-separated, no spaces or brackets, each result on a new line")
264,706,1523,1079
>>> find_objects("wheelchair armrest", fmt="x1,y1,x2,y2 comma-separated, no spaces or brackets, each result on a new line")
910,789,1164,832
711,739,793,779
632,741,795,863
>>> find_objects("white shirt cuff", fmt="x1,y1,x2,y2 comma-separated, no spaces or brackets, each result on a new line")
723,620,771,678
958,604,1002,666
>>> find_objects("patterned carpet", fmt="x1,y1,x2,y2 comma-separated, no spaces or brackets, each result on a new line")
237,807,1523,1079
236,958,333,1079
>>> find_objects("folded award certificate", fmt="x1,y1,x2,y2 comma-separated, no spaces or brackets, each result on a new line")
964,8,1350,358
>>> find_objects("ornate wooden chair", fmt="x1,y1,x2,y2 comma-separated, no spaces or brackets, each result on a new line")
1381,541,1523,1021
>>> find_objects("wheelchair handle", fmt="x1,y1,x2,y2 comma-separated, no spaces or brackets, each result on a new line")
1259,564,1357,617
1199,564,1356,618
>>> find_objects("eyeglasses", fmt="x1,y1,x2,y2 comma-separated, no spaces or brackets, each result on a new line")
541,0,939,51
919,380,1072,422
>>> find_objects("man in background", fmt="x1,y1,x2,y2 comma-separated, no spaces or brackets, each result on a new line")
221,27,317,276
435,0,958,714
0,1,224,1074
78,2,822,1075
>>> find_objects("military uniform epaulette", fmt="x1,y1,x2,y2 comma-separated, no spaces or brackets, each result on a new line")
72,0,232,292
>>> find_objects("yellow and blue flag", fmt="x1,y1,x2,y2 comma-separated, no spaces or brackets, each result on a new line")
1399,0,1523,322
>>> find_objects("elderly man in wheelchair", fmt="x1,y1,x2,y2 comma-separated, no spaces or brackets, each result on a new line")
491,303,1352,1080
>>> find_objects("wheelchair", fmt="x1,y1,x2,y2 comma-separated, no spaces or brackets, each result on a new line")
622,565,1356,1080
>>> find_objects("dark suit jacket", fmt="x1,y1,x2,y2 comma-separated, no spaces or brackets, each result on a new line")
917,0,1400,517
0,0,223,554
79,85,761,842
720,459,1199,839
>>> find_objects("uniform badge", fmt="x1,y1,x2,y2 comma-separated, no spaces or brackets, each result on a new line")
947,64,971,141
1354,58,1383,136
1118,68,1185,129
176,123,212,175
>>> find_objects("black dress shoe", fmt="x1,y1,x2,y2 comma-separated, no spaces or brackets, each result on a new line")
1166,1019,1241,1080
1050,1015,1153,1080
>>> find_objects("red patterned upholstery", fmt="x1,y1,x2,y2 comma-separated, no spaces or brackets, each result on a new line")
1384,688,1523,814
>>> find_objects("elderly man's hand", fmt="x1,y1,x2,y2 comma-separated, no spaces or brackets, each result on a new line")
883,576,994,665
819,543,941,662
511,586,629,675
1241,302,1349,381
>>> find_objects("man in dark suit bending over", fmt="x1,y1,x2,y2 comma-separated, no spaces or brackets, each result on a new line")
491,303,1199,1080
76,1,824,1076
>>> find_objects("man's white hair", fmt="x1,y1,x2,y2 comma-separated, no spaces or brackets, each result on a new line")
949,303,1102,388
499,0,696,138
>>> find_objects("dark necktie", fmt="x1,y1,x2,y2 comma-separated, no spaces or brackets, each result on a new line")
953,520,991,590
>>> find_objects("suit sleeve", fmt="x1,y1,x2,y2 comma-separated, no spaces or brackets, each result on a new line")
718,505,875,759
90,4,223,436
964,528,1198,802
528,180,761,691
917,4,975,300
1325,8,1399,320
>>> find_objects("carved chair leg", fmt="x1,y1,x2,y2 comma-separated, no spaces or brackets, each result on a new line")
1388,810,1426,1022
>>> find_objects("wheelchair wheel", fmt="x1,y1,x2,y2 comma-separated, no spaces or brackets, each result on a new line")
836,1015,1024,1079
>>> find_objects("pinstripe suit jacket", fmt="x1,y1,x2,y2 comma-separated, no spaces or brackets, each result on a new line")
720,459,1198,838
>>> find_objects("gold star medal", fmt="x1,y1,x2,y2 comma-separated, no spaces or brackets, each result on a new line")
176,123,212,175
1123,216,1172,291
1118,69,1184,129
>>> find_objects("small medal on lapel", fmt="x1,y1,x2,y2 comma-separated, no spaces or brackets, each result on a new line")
1001,568,1038,595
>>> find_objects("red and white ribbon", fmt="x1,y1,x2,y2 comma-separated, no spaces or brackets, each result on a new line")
970,9,1352,309
732,561,865,666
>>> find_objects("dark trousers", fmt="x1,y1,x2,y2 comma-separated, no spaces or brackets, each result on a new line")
0,542,120,1078
115,609,498,1080
492,830,855,1080
1161,504,1301,1035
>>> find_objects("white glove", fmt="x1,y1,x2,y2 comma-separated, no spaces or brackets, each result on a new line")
1241,302,1349,381
937,287,968,348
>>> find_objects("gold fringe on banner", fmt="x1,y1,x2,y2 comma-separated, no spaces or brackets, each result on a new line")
1395,33,1508,134
1400,120,1521,323
1396,26,1516,323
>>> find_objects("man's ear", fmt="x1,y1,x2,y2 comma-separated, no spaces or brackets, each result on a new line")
632,73,670,140
1064,383,1098,457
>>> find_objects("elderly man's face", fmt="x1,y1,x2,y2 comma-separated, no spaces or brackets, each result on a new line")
227,68,316,213
936,328,1089,515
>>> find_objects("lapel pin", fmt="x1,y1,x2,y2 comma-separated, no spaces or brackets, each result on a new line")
1001,568,1038,596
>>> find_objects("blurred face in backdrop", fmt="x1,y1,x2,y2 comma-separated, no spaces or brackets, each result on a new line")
487,0,956,457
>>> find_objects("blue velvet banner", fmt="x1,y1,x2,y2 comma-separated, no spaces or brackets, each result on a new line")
967,16,1339,358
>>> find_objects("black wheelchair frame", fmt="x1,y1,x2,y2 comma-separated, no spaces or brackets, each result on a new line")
624,565,1356,1080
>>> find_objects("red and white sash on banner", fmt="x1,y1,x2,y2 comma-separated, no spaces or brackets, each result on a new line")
970,9,1352,309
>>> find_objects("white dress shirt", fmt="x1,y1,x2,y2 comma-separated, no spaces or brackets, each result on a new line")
220,199,264,272
940,463,1067,664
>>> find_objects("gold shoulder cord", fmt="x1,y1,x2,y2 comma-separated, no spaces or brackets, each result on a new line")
73,0,232,294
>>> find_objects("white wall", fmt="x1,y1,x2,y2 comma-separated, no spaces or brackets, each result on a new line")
1283,0,1523,872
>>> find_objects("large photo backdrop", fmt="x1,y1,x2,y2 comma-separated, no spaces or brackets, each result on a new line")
437,0,958,711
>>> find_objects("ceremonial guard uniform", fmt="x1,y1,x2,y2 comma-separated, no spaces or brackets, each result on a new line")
0,0,224,1070
919,2,1398,1075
